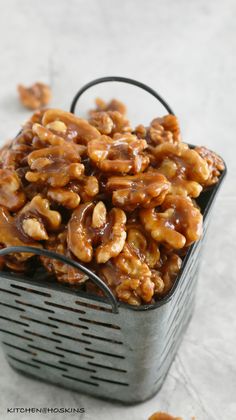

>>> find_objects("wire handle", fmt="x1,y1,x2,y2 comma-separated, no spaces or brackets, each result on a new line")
0,246,119,314
70,76,175,115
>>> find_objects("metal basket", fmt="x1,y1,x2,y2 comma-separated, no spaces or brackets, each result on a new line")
0,77,227,404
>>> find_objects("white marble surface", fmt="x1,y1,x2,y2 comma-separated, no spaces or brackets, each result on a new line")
0,1,235,419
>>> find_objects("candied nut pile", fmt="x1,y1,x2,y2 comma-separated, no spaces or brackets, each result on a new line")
0,97,225,305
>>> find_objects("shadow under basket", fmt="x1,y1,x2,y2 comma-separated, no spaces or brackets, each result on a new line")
0,77,227,404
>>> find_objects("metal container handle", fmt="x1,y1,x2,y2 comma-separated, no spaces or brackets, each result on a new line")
70,76,175,115
0,246,119,314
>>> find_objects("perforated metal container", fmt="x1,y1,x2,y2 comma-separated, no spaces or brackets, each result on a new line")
0,78,227,403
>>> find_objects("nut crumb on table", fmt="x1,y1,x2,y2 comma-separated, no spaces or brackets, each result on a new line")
148,412,184,420
0,98,224,305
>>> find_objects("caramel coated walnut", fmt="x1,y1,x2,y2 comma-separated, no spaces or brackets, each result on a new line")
195,146,225,186
68,202,126,263
150,142,210,197
41,232,88,285
68,202,94,263
89,111,131,135
151,115,181,142
26,108,47,125
18,82,51,110
106,172,170,211
126,225,160,268
156,251,182,296
89,112,113,135
26,143,84,187
135,115,181,146
91,98,127,115
47,172,99,208
0,142,12,167
32,123,65,146
68,175,99,203
1,134,34,171
149,164,202,198
88,134,149,174
96,207,126,263
126,222,181,297
0,257,29,273
42,109,100,144
92,201,107,228
116,276,155,305
47,188,81,209
99,244,159,305
0,206,40,266
17,195,61,241
0,169,26,211
151,143,209,183
162,195,203,246
148,125,174,145
140,196,202,249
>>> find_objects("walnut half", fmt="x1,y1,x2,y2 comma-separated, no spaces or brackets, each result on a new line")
67,201,126,263
107,172,170,211
17,195,61,241
140,195,202,249
18,82,51,110
0,169,26,211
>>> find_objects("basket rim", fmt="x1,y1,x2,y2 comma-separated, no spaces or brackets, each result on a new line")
0,152,227,313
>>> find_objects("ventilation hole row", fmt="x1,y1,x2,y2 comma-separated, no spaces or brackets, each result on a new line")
55,346,94,359
7,353,129,387
79,318,120,330
62,374,98,387
85,348,125,359
20,315,58,329
0,287,20,296
15,300,54,314
90,376,129,386
11,284,51,297
28,345,64,358
82,332,123,345
12,330,125,360
24,330,61,343
8,356,130,388
27,337,124,363
3,342,127,373
3,342,36,355
62,373,129,387
59,360,96,373
44,301,85,314
0,328,33,341
1,330,124,360
75,300,112,313
2,294,120,329
0,315,29,327
31,358,67,371
52,332,91,344
0,302,25,312
88,362,127,373
48,317,88,330
8,355,40,369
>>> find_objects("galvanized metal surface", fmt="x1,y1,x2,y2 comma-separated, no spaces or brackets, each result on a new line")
0,261,198,404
